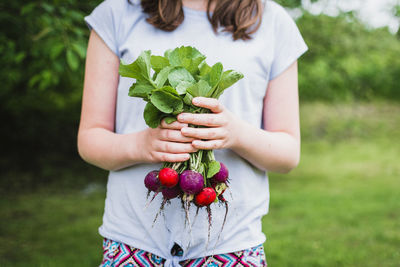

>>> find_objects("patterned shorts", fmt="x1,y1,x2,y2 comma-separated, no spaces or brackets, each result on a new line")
100,238,267,267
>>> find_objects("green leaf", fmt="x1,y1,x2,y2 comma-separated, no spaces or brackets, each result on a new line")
41,3,54,13
155,66,172,88
15,52,26,63
164,116,177,124
215,182,227,195
207,160,221,178
213,70,244,98
21,3,36,15
208,62,223,89
168,46,206,75
176,81,194,95
183,93,193,106
50,43,65,60
187,80,212,97
150,89,183,114
164,49,172,59
198,60,211,76
198,62,223,97
67,10,84,21
168,67,196,88
151,55,170,73
119,50,153,84
160,85,179,96
66,49,79,70
128,80,153,100
143,102,163,128
72,43,86,59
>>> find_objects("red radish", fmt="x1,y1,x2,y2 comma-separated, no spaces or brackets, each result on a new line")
179,170,204,195
212,162,229,183
195,187,217,206
159,168,179,188
144,170,161,192
162,186,181,200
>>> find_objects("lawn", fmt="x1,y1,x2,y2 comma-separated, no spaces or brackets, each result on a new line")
1,102,399,266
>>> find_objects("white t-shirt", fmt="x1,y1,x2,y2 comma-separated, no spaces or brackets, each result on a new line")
85,0,307,263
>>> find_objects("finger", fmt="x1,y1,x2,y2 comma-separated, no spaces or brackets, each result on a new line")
181,127,227,140
160,119,188,130
192,139,225,150
154,152,190,163
192,97,224,113
159,129,195,143
156,141,198,154
177,113,226,127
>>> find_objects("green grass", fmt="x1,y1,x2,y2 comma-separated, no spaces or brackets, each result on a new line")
1,101,399,266
0,190,106,267
263,102,400,266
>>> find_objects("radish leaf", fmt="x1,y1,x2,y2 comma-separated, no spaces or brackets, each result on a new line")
168,46,206,75
159,85,179,96
144,102,163,128
119,50,153,84
176,81,194,95
183,93,193,106
213,70,244,98
128,80,153,100
207,160,221,178
208,62,223,90
151,55,169,73
198,60,211,76
155,66,172,88
164,116,177,124
187,80,212,97
150,89,183,114
168,67,196,88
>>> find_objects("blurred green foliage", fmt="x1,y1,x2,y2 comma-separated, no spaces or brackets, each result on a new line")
0,0,99,171
298,12,400,101
276,0,318,9
0,0,399,181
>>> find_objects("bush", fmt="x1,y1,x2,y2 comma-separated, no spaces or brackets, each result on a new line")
297,12,400,101
0,1,99,170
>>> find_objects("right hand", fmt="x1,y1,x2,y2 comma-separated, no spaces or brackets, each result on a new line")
138,119,198,163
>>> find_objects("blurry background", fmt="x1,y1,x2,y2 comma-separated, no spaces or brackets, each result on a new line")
1,0,399,266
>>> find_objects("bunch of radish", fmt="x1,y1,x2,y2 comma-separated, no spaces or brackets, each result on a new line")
120,46,243,243
145,154,229,206
145,162,229,204
144,155,229,245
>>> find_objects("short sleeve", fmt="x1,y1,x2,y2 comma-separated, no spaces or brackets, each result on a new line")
269,4,308,80
84,0,126,56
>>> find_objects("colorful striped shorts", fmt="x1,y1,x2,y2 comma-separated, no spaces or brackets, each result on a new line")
100,238,267,267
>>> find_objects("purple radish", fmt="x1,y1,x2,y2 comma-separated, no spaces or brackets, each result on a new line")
179,170,204,195
144,170,161,192
212,162,229,183
162,186,181,200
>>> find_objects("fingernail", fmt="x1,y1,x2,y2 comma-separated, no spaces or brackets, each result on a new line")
192,98,200,105
179,114,188,121
192,140,200,146
181,127,189,133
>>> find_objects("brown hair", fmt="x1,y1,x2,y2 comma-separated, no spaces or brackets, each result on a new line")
139,0,263,41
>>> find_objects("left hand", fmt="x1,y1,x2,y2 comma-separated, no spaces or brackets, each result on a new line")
177,97,241,150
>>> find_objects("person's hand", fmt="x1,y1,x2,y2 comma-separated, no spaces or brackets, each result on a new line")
139,119,198,163
177,97,241,150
